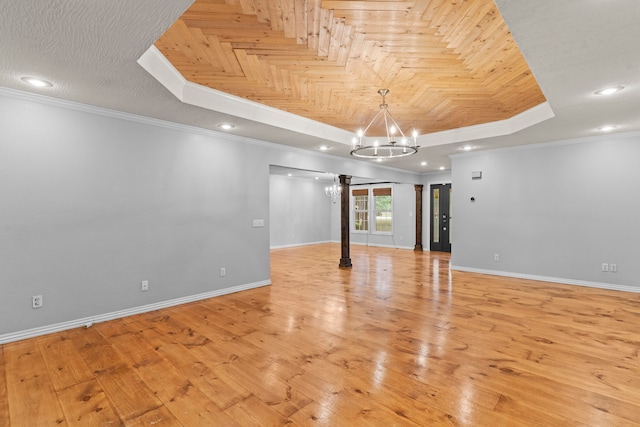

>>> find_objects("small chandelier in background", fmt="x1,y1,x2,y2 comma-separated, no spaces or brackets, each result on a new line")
325,175,341,204
350,89,419,159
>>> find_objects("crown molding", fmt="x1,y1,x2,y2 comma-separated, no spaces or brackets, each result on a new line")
449,129,640,159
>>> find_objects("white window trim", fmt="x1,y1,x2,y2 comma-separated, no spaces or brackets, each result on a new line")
350,184,394,235
351,188,369,234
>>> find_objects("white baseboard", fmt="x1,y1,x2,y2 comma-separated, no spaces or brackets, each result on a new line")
270,240,333,249
271,241,415,251
450,265,640,294
351,241,415,250
0,280,271,345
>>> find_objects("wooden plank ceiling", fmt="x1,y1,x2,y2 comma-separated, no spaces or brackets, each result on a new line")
155,0,546,137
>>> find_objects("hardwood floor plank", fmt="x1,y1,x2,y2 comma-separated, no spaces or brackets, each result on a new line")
101,321,244,426
38,333,94,392
290,358,424,426
224,394,301,426
287,400,341,426
73,327,163,422
0,347,11,427
124,405,182,427
55,379,122,426
1,243,639,425
4,340,67,425
142,312,212,349
213,358,313,419
132,324,252,411
172,301,258,338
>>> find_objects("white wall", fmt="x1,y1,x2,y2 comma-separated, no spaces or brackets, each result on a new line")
450,132,640,291
269,174,332,248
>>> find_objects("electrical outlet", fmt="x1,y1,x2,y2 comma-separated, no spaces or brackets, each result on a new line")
610,263,617,273
32,295,43,309
220,267,226,277
601,263,609,272
494,254,500,261
141,280,149,291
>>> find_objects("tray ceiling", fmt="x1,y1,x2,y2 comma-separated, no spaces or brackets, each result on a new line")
154,0,546,137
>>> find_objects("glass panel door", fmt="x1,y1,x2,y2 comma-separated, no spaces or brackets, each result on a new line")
430,184,451,252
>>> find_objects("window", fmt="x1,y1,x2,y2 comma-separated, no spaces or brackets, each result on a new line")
351,186,393,234
352,189,369,231
373,187,392,233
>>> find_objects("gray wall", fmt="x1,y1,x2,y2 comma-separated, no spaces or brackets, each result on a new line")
451,132,640,291
269,174,331,248
0,88,423,341
0,91,271,337
348,183,416,249
273,173,454,250
270,179,419,250
7,85,636,342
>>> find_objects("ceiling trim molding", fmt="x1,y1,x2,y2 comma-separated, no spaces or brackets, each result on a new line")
137,46,353,145
138,46,555,149
137,45,186,101
418,102,555,148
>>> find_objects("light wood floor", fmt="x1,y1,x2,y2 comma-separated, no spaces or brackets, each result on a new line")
1,244,639,426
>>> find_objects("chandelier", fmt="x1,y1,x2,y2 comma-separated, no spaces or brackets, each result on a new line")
325,175,341,203
350,89,419,159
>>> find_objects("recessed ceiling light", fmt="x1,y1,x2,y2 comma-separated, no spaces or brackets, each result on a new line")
439,166,445,170
595,86,624,96
420,161,427,166
287,173,292,177
21,77,53,88
460,145,475,151
318,145,330,151
217,123,235,130
597,125,618,132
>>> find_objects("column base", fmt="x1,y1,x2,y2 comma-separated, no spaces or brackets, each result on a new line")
339,258,352,269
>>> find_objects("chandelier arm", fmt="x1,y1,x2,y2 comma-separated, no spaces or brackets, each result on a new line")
383,109,408,139
382,110,392,143
360,108,384,138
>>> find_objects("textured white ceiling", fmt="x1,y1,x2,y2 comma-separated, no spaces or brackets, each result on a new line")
1,0,639,174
